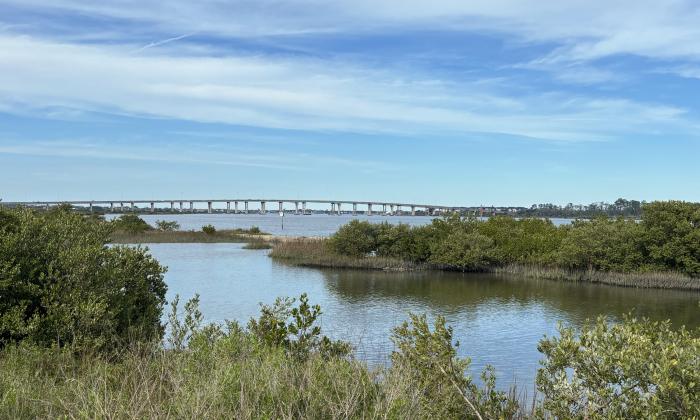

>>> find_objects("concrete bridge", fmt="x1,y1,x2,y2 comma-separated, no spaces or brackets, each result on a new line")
1,199,476,216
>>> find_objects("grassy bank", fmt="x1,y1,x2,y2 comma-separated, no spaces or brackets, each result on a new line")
270,238,422,271
493,264,700,290
110,229,270,244
270,238,700,290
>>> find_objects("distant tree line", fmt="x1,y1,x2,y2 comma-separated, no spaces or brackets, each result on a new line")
513,198,645,218
329,201,700,278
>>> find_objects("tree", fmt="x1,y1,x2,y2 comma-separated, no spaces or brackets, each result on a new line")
0,207,167,352
641,201,700,277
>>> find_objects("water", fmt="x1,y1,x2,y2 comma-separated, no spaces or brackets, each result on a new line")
144,242,700,388
106,213,575,236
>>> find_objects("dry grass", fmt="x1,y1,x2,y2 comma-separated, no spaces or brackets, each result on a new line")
270,238,421,271
494,264,700,290
110,230,254,244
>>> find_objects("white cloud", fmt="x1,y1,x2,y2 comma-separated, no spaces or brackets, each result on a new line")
4,0,700,62
0,34,692,143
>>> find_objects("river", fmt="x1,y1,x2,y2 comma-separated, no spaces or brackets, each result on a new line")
134,225,699,388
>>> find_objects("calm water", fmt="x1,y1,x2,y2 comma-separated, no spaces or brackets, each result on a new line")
107,213,575,236
144,242,699,388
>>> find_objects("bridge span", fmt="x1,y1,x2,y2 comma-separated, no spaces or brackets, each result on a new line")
2,199,474,216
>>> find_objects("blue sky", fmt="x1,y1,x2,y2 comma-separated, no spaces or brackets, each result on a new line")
1,0,699,206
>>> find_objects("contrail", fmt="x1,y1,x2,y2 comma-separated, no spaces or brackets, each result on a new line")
134,33,195,52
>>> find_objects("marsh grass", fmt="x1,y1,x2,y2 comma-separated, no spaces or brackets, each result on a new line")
243,239,273,250
270,238,422,271
495,264,700,290
110,230,258,244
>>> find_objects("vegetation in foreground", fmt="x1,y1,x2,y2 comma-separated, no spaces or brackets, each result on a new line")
272,201,700,290
1,206,699,418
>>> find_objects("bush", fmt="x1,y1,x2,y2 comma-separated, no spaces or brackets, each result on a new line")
249,226,262,234
112,214,152,234
248,293,351,360
155,220,180,232
642,201,700,277
328,220,377,257
557,217,645,272
537,315,700,418
430,231,495,271
0,208,167,352
202,224,216,235
391,313,520,419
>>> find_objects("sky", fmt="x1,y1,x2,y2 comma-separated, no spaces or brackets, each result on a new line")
1,0,699,207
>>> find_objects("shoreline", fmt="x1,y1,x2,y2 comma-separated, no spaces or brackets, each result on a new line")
269,238,700,291
110,231,699,291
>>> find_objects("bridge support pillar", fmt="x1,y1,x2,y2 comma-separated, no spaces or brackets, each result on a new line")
89,202,93,213
226,202,230,213
295,202,299,215
170,201,174,212
244,201,248,214
337,202,341,215
234,201,239,213
179,201,183,212
207,201,212,214
278,201,283,214
411,206,416,216
189,201,194,213
302,201,307,215
352,202,357,215
260,201,266,214
382,204,387,215
130,202,135,211
110,202,114,212
150,202,155,213
330,202,335,214
367,203,372,216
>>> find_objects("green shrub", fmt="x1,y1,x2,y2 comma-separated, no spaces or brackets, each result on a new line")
557,217,645,272
155,220,180,232
249,226,262,234
0,208,167,352
391,313,520,419
202,224,216,235
642,201,700,277
328,220,378,257
112,214,152,234
429,231,495,271
537,315,700,418
248,293,351,360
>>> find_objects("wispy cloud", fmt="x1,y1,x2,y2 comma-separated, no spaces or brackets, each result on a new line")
0,34,693,143
133,33,195,53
